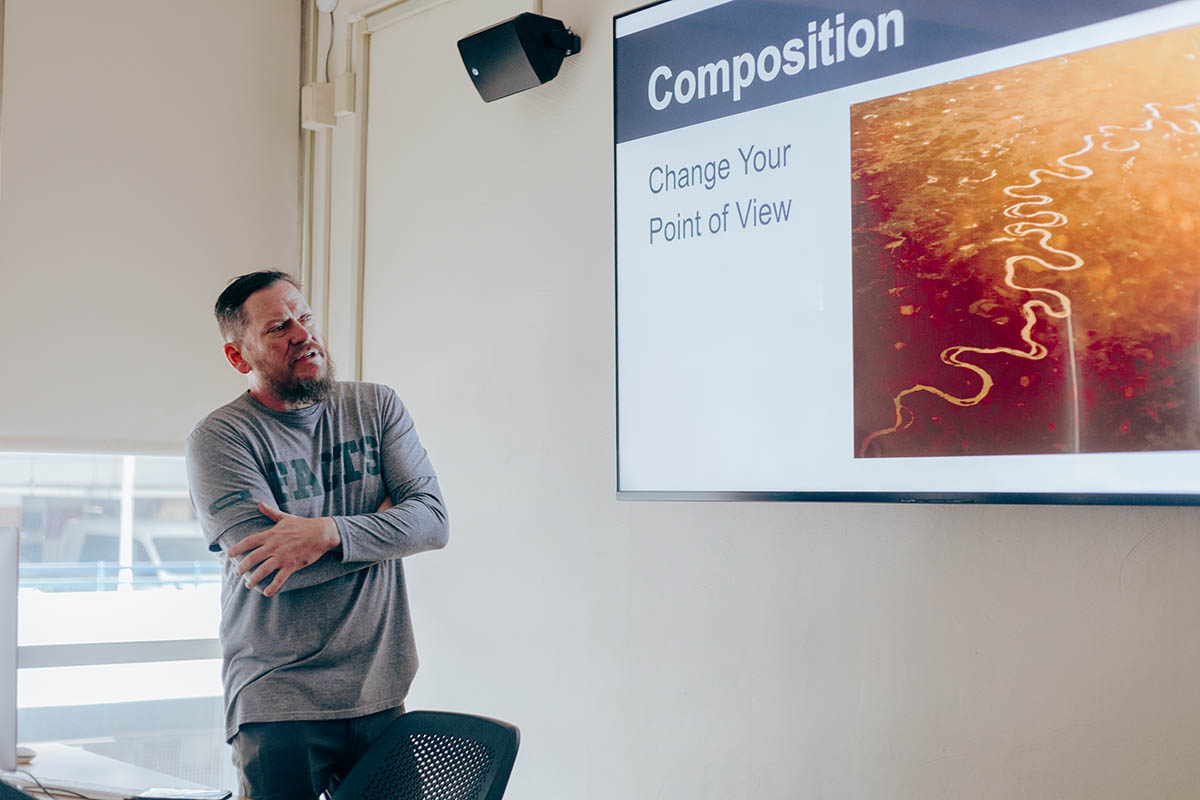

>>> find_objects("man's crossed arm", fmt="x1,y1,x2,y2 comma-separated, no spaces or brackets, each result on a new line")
224,478,447,597
227,496,390,596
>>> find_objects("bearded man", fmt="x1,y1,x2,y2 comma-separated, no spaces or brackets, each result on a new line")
184,270,448,800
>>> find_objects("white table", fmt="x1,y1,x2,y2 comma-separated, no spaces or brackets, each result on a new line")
6,742,224,799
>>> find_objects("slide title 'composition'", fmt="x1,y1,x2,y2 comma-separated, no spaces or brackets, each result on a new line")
647,10,905,111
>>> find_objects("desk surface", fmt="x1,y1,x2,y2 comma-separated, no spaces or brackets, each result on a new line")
9,742,221,798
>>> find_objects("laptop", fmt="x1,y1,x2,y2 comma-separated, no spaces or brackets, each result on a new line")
0,527,17,775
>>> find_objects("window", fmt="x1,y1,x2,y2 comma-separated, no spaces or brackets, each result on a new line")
0,452,234,792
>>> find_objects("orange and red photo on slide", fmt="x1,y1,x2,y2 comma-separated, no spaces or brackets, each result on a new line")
852,25,1200,458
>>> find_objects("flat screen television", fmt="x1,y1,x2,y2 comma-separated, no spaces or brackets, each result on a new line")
614,0,1200,503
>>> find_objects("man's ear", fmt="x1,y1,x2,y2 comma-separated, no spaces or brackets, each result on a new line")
224,342,253,375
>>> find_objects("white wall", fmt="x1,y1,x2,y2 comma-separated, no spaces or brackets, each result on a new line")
343,1,1200,797
0,0,300,454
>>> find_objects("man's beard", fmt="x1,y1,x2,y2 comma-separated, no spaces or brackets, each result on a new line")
270,352,337,407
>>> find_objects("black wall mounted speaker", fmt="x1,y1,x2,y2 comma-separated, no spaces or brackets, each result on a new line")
457,12,581,102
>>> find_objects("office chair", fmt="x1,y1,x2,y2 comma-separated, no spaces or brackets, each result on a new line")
331,711,519,800
0,780,33,800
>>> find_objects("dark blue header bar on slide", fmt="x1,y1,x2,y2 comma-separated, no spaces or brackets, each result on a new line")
614,0,1181,143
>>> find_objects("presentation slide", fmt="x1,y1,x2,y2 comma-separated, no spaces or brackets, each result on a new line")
614,0,1200,500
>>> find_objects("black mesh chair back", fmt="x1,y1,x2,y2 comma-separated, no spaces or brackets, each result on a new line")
0,780,35,799
331,711,520,800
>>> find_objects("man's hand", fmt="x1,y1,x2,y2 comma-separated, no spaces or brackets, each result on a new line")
228,502,342,596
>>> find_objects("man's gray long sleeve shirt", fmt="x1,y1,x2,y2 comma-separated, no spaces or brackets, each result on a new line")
185,382,448,741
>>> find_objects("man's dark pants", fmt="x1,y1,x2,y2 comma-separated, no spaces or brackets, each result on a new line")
231,705,405,800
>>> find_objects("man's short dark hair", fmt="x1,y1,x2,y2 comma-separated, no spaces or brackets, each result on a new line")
215,270,302,343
